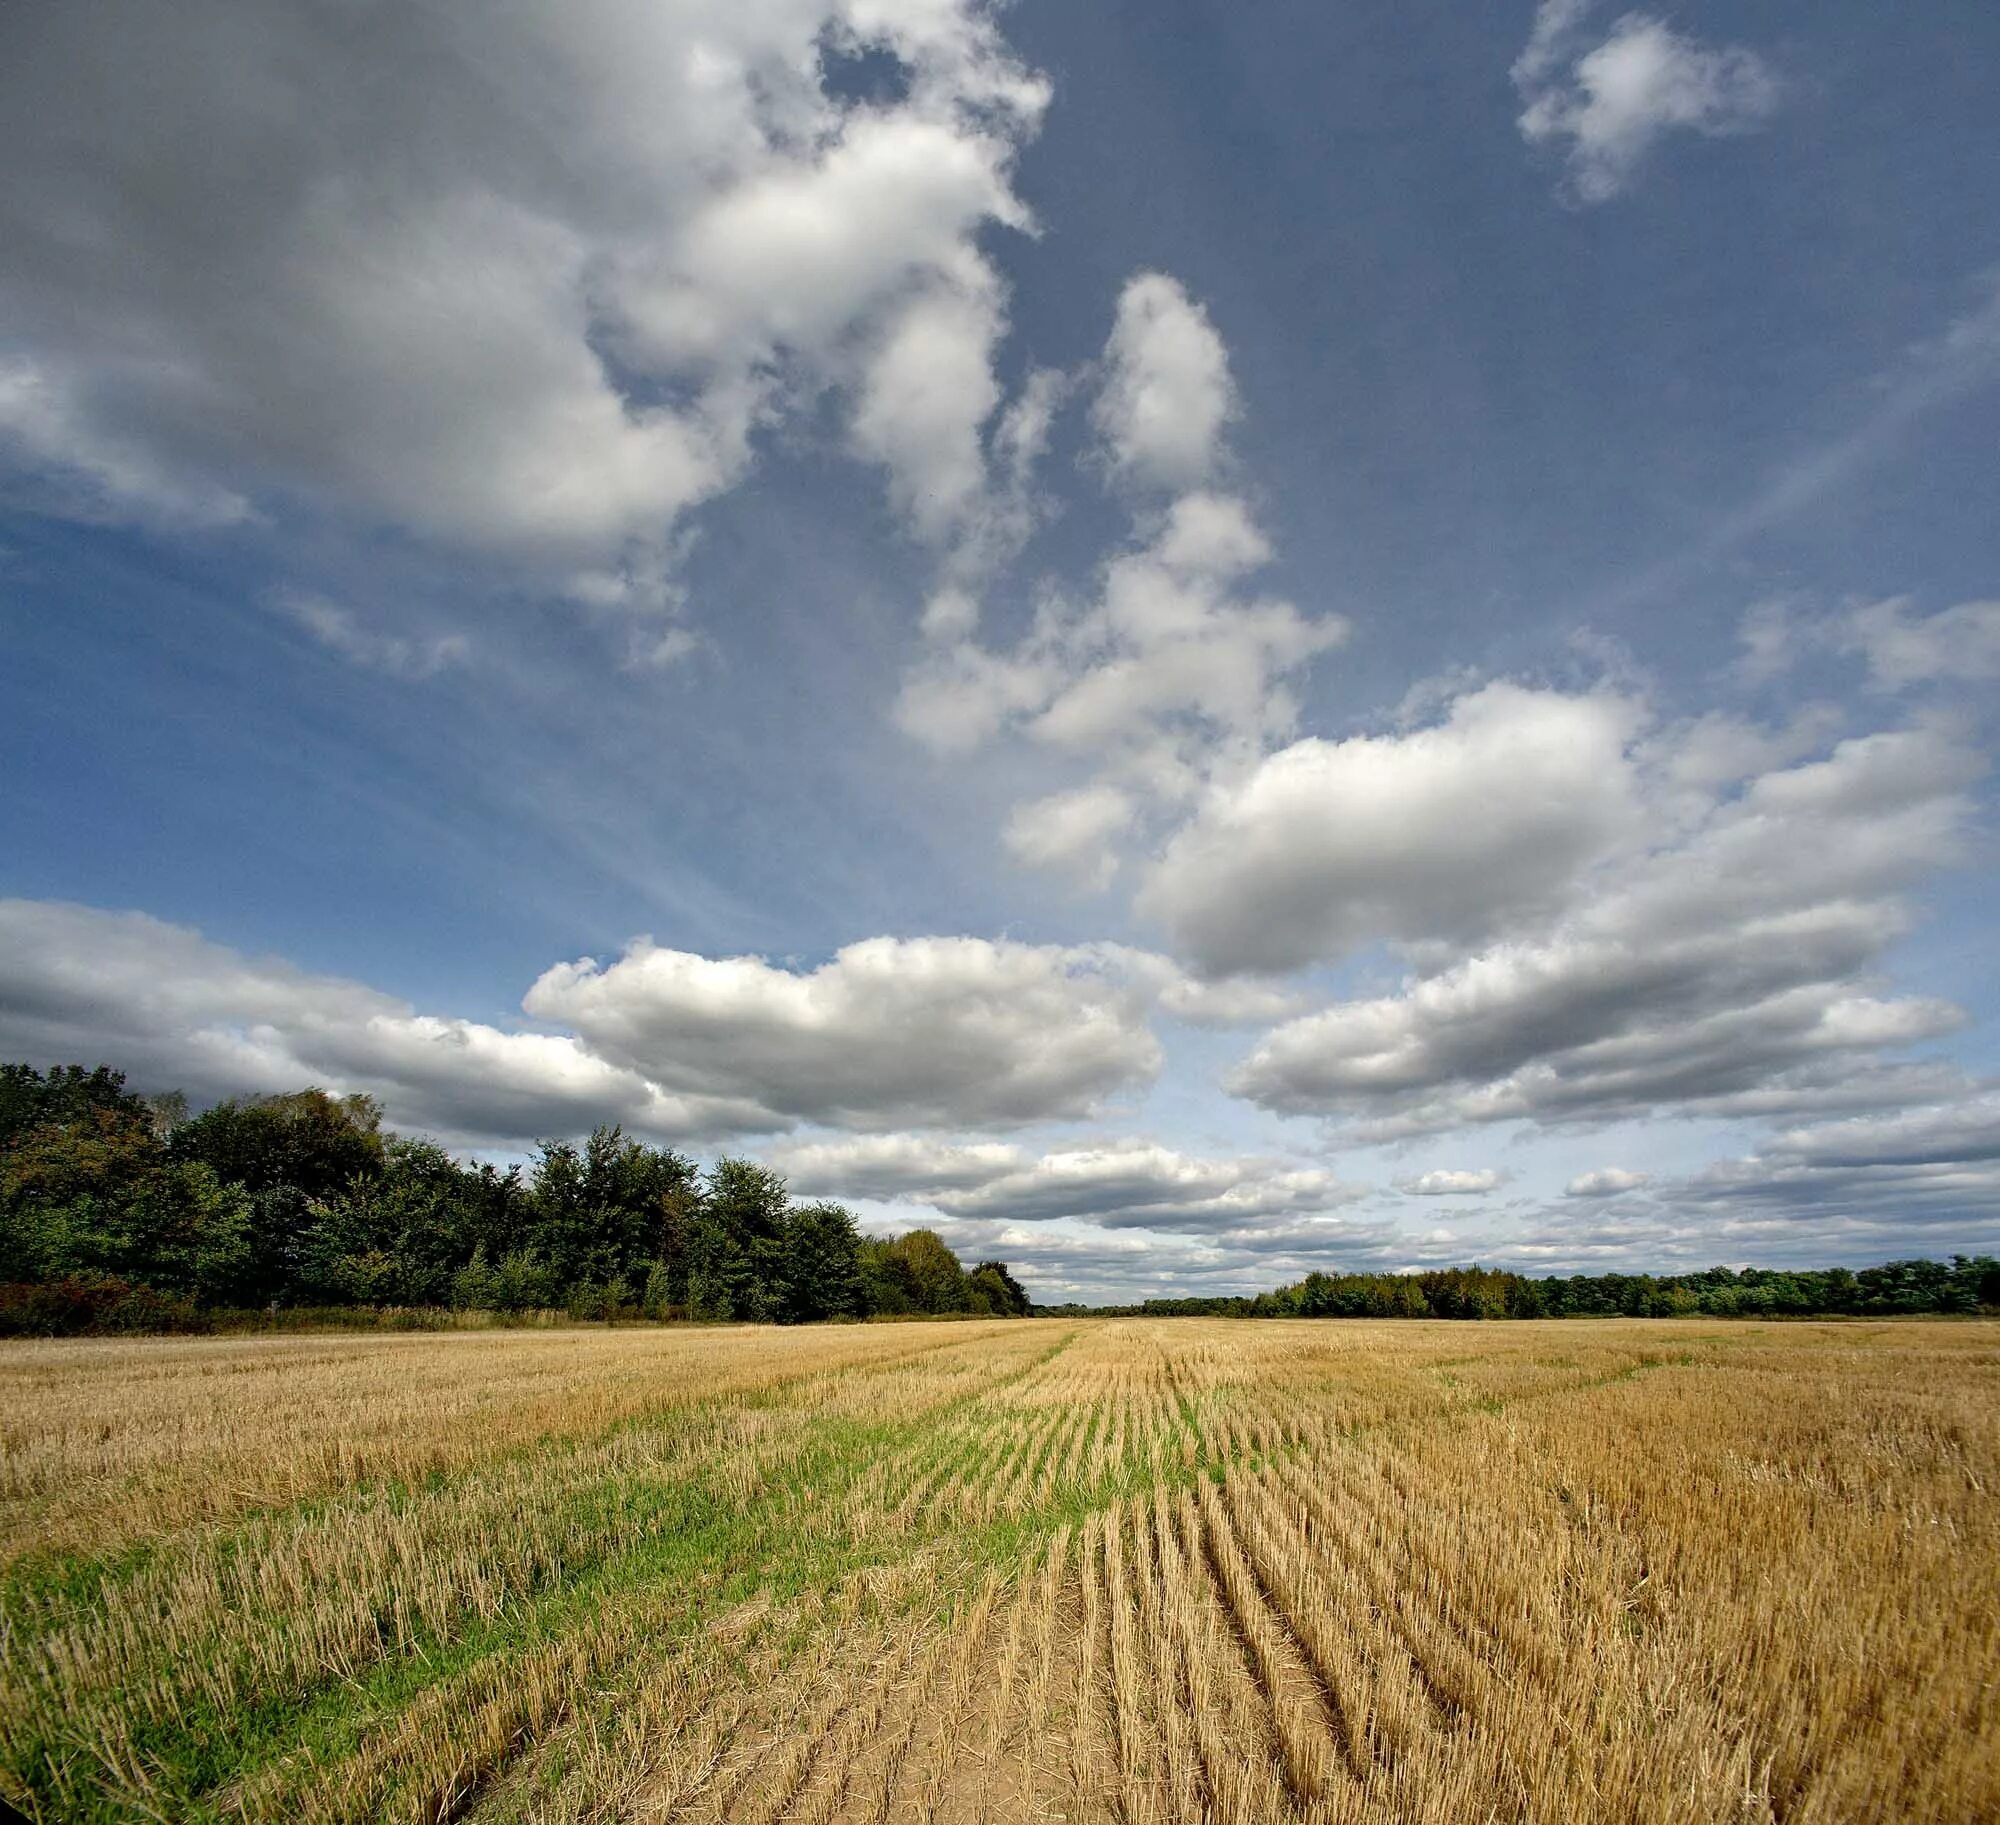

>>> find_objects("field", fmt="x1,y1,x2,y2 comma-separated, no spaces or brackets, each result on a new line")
2,1319,1996,1824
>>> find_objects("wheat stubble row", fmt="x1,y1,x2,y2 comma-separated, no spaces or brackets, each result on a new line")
1,1317,1993,1821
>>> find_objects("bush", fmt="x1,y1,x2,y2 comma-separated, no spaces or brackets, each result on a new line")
452,1244,500,1311
493,1249,555,1312
0,1274,208,1337
564,1275,634,1323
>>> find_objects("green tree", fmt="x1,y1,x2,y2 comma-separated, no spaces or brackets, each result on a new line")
0,1093,250,1296
293,1138,482,1305
778,1202,864,1321
167,1088,385,1199
524,1128,700,1298
640,1259,674,1320
491,1249,555,1313
452,1244,500,1310
119,1163,253,1301
968,1259,1029,1316
0,1063,153,1152
891,1229,971,1315
858,1236,916,1315
691,1157,791,1321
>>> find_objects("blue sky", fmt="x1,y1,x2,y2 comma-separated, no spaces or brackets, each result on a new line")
3,0,1997,1299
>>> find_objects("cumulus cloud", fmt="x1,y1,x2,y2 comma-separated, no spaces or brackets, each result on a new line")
1003,785,1136,889
914,1199,1448,1303
0,359,252,528
0,903,1180,1144
1028,492,1341,756
0,900,761,1145
1400,1169,1502,1196
850,270,1006,549
936,1143,1361,1232
1514,2,1782,202
523,934,1163,1131
770,1131,1366,1232
1486,1100,2000,1270
899,275,1344,889
1651,707,1845,794
1564,1167,1651,1198
1750,1097,2000,1171
1150,973,1307,1030
1091,274,1236,493
1141,682,1644,975
1230,713,1984,1137
1645,1094,2000,1256
0,0,1046,619
899,486,1343,774
768,1133,1026,1200
1512,1144,2000,1271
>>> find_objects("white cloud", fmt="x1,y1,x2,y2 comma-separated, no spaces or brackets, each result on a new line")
273,590,469,680
0,900,761,1145
1092,274,1236,493
919,587,982,644
1141,682,1644,975
1671,1094,2000,1248
1510,0,1597,93
897,275,1343,892
1028,493,1339,755
1755,1097,2000,1171
768,1133,1026,1200
939,1142,1364,1232
1003,784,1136,889
850,269,1006,548
1514,3,1782,202
892,637,1062,752
0,0,1046,612
1564,1166,1650,1198
899,489,1344,769
994,366,1068,491
1230,714,1984,1136
0,358,251,527
1734,598,1802,686
523,934,1163,1131
1841,597,2000,692
1400,1168,1502,1196
1733,593,2000,696
1651,706,1844,794
771,1131,1366,1233
1151,973,1306,1029
1477,1098,2000,1270
0,903,1186,1144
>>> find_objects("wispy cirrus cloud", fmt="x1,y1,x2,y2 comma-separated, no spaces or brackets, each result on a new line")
272,590,469,680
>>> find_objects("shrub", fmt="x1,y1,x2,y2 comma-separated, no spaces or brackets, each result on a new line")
0,1273,208,1336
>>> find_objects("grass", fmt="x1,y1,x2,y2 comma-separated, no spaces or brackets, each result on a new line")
2,1316,1996,1822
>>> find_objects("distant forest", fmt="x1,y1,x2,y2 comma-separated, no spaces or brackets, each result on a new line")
1045,1255,2000,1321
0,1064,1028,1335
2,1063,1994,1335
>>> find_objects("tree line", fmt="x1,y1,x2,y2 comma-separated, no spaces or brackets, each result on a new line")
1044,1256,2000,1321
6,1062,1994,1336
0,1064,1029,1333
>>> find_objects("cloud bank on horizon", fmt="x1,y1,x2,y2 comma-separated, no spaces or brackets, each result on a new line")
2,0,1996,1301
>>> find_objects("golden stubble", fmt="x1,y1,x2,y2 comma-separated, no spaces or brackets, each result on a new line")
1,1316,1994,1823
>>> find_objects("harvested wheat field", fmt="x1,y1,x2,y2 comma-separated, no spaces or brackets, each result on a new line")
2,1319,1996,1824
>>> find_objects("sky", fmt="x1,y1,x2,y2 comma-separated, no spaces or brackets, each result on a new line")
2,0,1997,1302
